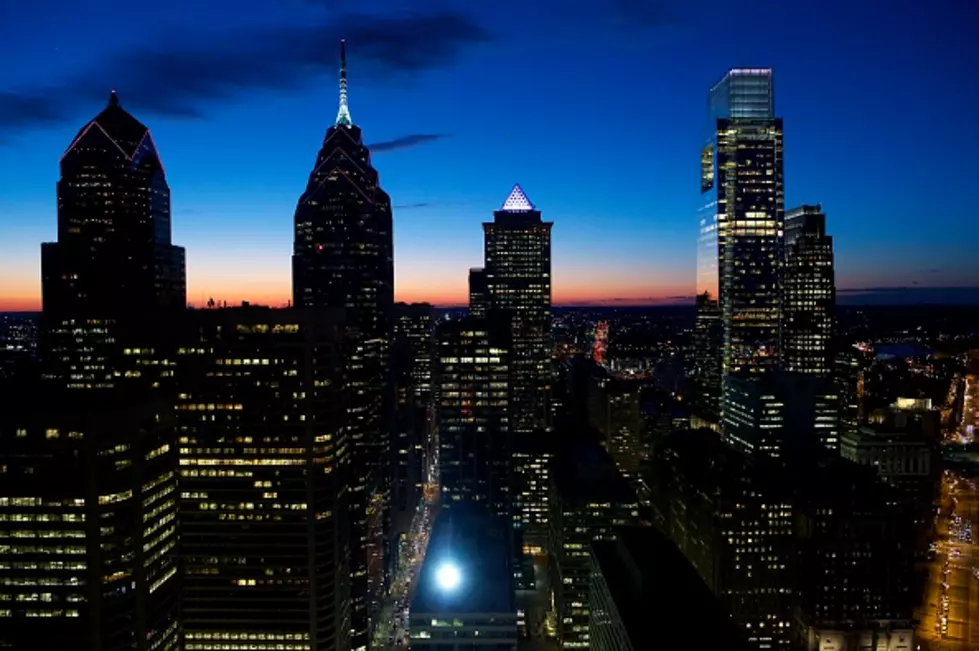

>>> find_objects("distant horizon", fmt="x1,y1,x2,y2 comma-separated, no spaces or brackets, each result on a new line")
4,284,979,314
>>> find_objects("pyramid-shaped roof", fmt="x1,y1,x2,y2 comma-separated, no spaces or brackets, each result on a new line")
500,184,535,212
62,91,160,168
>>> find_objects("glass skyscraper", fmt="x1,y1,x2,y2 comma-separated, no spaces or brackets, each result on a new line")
697,68,784,386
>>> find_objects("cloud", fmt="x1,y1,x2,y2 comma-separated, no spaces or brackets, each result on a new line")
394,202,432,210
0,10,491,136
370,133,447,152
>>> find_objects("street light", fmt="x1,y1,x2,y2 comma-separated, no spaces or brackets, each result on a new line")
435,562,461,591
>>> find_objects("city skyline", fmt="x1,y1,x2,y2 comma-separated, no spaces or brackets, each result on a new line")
2,0,979,310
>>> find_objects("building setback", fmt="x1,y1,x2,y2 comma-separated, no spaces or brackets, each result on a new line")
290,40,394,649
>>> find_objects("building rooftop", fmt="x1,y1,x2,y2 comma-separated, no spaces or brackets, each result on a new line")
551,436,637,504
591,527,752,650
411,509,515,615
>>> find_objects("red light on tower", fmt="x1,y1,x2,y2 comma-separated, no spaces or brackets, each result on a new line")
315,243,325,253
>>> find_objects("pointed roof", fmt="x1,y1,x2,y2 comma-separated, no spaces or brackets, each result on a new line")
335,39,352,127
500,184,535,212
61,91,161,169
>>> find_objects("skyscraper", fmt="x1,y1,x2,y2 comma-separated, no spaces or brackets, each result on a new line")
483,185,552,434
698,69,784,382
291,41,394,651
174,307,350,651
41,91,186,389
783,204,835,377
2,94,183,650
435,316,512,519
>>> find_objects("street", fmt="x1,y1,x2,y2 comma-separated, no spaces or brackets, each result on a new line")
370,482,439,651
918,375,979,651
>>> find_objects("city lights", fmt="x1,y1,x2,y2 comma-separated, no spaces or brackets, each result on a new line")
435,562,461,591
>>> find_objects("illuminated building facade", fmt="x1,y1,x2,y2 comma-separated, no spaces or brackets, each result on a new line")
483,185,553,540
698,69,784,382
547,438,640,650
40,91,186,390
290,41,394,649
435,317,511,519
723,371,840,455
468,268,488,320
0,386,180,651
783,205,835,377
483,184,552,435
174,307,349,651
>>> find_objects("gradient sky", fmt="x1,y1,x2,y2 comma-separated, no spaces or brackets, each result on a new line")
1,0,978,310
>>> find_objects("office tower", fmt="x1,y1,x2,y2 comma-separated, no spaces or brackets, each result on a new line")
175,307,350,651
291,40,394,649
793,461,916,651
435,317,511,518
548,437,640,650
698,69,784,381
586,375,643,482
468,268,488,319
483,184,552,434
589,528,752,651
783,204,835,377
409,510,517,651
690,292,721,421
835,349,867,435
392,303,435,528
649,429,794,650
723,371,841,456
0,383,180,651
40,91,186,389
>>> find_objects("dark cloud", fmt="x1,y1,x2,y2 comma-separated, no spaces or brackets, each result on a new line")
370,133,447,152
394,202,433,210
0,11,490,137
837,286,979,306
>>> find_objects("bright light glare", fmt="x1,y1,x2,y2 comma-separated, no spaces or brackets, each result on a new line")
435,562,461,591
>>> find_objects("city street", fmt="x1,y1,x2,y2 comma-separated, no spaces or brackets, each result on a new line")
371,483,439,651
918,375,979,651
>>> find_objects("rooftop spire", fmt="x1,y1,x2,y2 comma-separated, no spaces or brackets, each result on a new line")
335,39,352,127
108,89,120,107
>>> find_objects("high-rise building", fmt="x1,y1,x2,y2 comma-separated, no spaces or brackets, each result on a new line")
40,91,186,390
468,268,488,320
392,303,435,526
435,317,512,519
783,204,835,377
723,371,841,456
173,307,350,651
291,41,394,649
483,185,552,434
589,527,752,651
547,437,640,650
698,69,784,381
690,292,722,421
482,185,553,543
0,384,180,651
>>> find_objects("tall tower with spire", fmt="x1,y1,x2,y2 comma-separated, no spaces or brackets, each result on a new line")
292,39,395,651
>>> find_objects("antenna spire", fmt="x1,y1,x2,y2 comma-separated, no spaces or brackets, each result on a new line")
335,39,352,127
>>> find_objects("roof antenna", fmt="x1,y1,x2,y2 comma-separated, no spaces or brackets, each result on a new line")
335,39,352,127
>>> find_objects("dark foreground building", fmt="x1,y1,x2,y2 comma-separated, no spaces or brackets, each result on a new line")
409,509,517,651
291,40,394,649
589,527,752,651
0,384,180,651
174,307,350,651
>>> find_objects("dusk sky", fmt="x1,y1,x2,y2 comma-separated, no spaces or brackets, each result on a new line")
1,0,978,310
